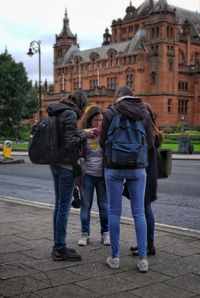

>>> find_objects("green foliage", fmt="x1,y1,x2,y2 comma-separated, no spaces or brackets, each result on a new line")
193,125,200,131
0,52,38,138
164,130,200,142
161,126,173,134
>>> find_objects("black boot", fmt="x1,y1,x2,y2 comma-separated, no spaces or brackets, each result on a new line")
147,241,156,256
130,246,139,256
130,243,156,256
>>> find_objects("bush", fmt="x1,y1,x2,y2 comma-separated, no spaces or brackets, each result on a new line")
160,126,173,134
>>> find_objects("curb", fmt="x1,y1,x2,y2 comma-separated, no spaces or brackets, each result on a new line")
0,157,25,164
1,195,200,238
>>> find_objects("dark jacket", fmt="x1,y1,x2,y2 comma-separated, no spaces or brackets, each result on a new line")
99,96,154,166
123,135,160,204
145,135,160,204
47,101,87,166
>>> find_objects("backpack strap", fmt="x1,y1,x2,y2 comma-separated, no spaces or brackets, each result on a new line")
109,105,124,121
109,105,118,115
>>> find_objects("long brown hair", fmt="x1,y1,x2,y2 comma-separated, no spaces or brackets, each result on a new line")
79,106,103,129
145,103,163,144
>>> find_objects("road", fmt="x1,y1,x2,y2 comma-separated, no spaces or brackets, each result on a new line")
0,156,199,231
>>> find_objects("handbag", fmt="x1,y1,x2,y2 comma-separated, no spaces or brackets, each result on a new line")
157,149,172,179
71,186,81,209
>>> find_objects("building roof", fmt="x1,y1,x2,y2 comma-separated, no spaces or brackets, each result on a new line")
123,0,200,24
62,30,146,65
61,0,200,66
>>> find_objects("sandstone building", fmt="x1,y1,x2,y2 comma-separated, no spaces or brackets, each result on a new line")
42,0,200,127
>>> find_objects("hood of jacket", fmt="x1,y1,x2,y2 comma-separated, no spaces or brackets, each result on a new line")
46,101,82,118
114,96,149,121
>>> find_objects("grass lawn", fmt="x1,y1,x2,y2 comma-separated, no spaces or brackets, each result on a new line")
12,143,29,150
1,141,200,153
161,143,200,152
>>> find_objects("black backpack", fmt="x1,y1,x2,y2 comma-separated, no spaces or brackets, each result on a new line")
28,114,62,164
105,110,148,169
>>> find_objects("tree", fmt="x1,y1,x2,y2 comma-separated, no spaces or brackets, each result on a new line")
0,51,38,138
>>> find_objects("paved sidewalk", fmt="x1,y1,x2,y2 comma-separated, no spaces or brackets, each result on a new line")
0,198,200,297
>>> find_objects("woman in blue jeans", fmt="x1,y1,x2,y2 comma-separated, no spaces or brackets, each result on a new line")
78,106,110,246
48,91,98,262
100,86,153,273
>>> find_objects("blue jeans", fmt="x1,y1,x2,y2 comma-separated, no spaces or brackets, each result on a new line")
50,165,75,249
80,174,108,235
105,168,147,258
145,203,155,245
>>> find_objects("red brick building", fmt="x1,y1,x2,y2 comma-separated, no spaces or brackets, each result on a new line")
42,0,200,127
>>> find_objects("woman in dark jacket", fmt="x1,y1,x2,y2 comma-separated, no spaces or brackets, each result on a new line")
100,86,154,273
47,91,97,262
130,103,163,256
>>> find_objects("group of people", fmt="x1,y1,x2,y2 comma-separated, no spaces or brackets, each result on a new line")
48,86,162,273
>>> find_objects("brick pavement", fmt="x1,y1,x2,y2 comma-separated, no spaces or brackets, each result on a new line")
0,197,200,297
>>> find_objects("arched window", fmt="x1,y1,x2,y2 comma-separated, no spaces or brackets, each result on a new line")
151,71,157,84
152,27,155,39
107,49,117,67
167,99,172,113
126,74,134,89
179,50,185,65
89,52,99,70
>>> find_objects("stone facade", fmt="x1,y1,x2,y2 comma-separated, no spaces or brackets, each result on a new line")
41,0,200,127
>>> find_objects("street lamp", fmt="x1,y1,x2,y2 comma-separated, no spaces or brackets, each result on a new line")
27,40,42,120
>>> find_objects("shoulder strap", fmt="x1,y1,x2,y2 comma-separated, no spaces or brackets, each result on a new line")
109,105,118,115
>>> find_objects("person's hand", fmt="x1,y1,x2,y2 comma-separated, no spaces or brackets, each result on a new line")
84,128,99,138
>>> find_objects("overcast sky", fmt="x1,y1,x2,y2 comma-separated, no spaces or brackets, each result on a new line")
0,0,199,83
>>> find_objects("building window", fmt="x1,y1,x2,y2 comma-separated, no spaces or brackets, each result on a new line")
128,26,133,33
151,71,157,84
59,74,65,92
178,81,189,91
167,26,173,38
167,98,172,113
108,54,113,67
170,27,173,38
90,79,98,89
151,45,158,56
74,81,79,90
179,50,185,65
122,27,126,34
152,27,155,39
107,77,117,90
126,74,134,89
167,27,169,38
156,27,159,38
168,58,173,71
102,61,107,68
134,24,139,34
178,99,188,114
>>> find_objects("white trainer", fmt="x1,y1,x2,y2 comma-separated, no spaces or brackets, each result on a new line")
137,258,148,273
106,256,120,269
101,232,110,246
78,233,90,246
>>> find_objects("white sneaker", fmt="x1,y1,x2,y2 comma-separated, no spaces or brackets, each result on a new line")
106,256,120,269
101,232,110,246
78,233,89,246
137,258,148,273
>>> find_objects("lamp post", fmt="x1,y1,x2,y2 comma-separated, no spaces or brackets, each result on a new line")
27,40,42,120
